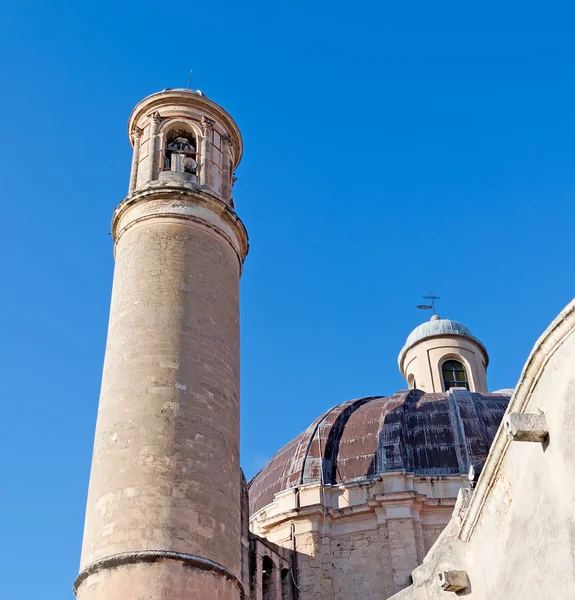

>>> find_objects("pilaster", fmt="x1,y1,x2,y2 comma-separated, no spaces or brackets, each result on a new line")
376,503,420,593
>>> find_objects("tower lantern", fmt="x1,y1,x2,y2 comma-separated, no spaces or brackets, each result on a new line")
76,89,248,600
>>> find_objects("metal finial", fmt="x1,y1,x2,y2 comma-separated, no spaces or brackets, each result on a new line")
188,70,193,89
416,291,441,315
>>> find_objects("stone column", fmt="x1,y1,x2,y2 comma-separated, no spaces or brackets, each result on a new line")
146,111,162,181
128,126,143,194
273,559,282,600
200,116,214,187
221,133,233,202
253,554,263,600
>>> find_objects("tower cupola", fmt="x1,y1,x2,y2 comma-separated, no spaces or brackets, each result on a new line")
127,88,240,206
398,315,489,393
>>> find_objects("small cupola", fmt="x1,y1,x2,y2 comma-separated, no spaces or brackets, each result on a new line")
398,315,489,393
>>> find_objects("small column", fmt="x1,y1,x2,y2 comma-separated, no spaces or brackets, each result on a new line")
254,555,263,600
221,133,233,202
146,111,162,181
200,116,214,187
273,560,282,600
128,126,143,194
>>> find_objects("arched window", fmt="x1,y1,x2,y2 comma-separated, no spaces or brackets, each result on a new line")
442,359,469,391
407,373,416,389
262,556,277,600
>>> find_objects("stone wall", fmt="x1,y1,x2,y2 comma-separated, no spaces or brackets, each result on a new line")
250,475,462,600
330,526,395,599
77,89,248,600
390,299,575,600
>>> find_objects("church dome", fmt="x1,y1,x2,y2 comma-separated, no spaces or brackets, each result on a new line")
398,315,488,372
248,389,510,516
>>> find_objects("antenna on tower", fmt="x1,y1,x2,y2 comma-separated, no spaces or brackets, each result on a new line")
417,291,441,315
188,70,193,89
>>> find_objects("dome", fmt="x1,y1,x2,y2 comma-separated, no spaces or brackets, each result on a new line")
398,316,488,372
248,389,510,516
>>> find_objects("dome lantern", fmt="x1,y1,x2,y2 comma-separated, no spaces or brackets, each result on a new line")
398,316,489,393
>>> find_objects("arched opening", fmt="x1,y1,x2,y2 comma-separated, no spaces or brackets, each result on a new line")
407,373,416,389
281,568,293,600
161,127,198,179
262,556,277,600
442,359,469,391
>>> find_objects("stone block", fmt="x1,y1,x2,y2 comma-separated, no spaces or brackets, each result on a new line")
438,570,468,592
504,412,549,443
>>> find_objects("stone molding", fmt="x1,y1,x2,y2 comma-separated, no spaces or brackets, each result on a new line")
460,298,575,541
112,185,249,271
250,475,461,537
73,550,245,599
127,89,243,167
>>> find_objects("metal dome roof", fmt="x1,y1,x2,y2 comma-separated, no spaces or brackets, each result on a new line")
248,390,510,516
398,315,488,371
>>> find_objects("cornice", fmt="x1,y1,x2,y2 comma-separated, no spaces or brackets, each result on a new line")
250,480,462,533
112,184,249,271
127,89,243,167
74,550,245,599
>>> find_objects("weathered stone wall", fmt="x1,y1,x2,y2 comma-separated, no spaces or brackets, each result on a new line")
391,300,575,600
288,516,444,599
330,527,395,599
77,209,246,598
294,531,329,600
421,525,444,555
251,484,457,600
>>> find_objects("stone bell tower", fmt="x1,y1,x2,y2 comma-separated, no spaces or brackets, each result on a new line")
75,89,248,600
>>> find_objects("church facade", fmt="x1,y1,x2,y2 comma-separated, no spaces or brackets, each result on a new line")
75,89,572,600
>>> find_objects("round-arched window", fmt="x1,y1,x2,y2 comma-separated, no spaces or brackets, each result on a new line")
442,359,469,391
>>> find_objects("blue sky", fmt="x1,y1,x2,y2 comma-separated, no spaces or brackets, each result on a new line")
1,1,574,598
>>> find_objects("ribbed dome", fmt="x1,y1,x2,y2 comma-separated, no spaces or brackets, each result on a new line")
398,316,488,371
248,389,510,516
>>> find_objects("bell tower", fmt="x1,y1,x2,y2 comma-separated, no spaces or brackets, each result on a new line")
75,89,248,600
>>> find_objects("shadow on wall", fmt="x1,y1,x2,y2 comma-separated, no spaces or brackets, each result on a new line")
250,536,298,600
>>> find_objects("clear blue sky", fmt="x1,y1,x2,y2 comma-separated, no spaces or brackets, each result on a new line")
1,1,574,598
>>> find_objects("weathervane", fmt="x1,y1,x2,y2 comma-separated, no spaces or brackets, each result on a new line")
417,291,441,315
